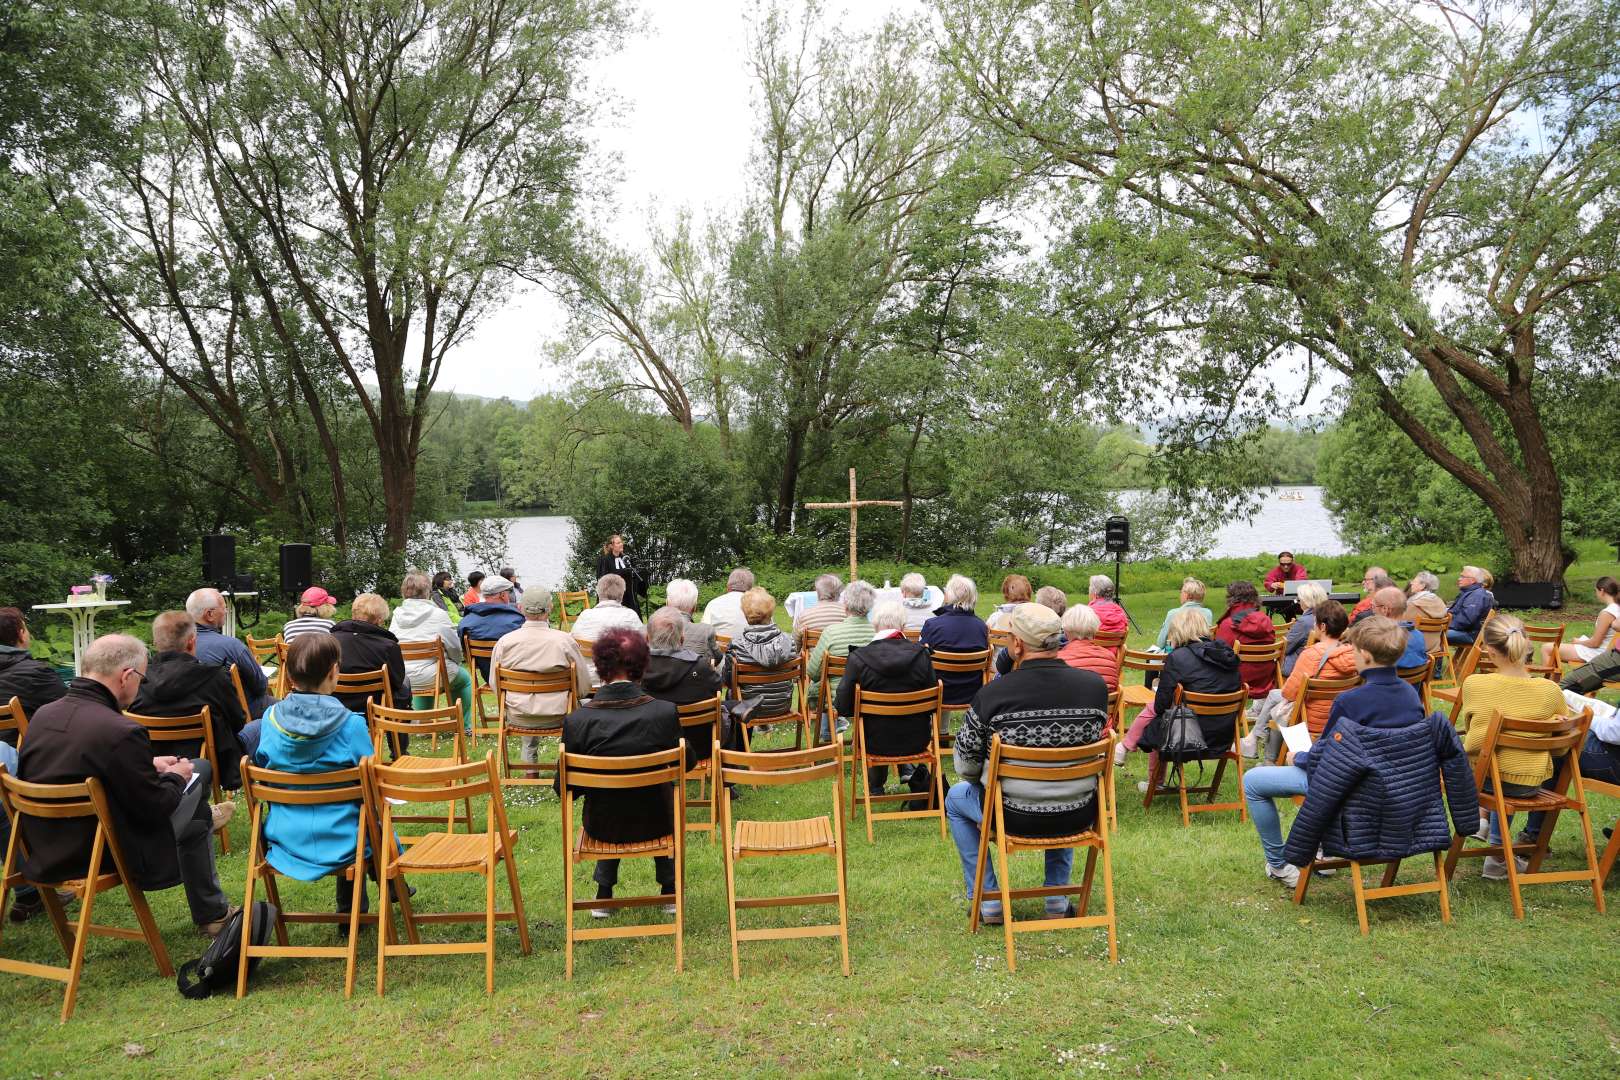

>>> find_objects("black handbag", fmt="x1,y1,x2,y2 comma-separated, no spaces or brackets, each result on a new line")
176,901,278,999
1149,704,1209,763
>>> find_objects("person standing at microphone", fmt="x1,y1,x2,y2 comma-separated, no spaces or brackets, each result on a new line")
596,534,644,616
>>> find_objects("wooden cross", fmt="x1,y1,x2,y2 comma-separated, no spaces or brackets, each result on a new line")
804,468,903,584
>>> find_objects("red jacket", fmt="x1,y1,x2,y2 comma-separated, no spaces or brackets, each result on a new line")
1264,563,1308,592
1215,606,1278,697
1057,639,1121,691
1090,598,1128,635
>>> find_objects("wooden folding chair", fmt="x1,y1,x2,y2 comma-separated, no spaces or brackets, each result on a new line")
1093,628,1128,659
816,652,849,747
1413,612,1451,678
968,735,1117,970
677,695,724,839
1272,675,1363,767
1,696,29,748
1234,639,1285,699
715,635,732,653
559,742,687,979
557,590,592,632
335,667,393,712
1104,689,1120,832
367,702,472,840
1522,622,1565,679
463,638,502,738
848,682,947,842
398,639,452,711
371,754,531,994
494,664,578,786
1444,707,1605,919
731,654,810,751
1293,848,1452,935
988,628,1015,657
236,763,419,998
927,649,990,755
246,633,282,667
1396,656,1435,712
1117,650,1165,738
717,739,850,980
1142,687,1249,826
1585,777,1620,887
125,707,231,854
802,627,823,653
229,663,254,728
1429,642,1482,722
574,638,598,688
900,628,921,642
0,771,173,1021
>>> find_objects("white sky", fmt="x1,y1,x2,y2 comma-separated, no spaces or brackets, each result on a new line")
437,0,1338,422
440,1,911,400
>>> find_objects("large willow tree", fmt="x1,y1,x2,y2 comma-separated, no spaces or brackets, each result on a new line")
941,0,1619,584
66,0,623,557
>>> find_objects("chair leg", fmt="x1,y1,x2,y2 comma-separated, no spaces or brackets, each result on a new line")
1380,859,1402,889
996,833,1016,973
1434,851,1452,924
376,841,391,997
39,885,74,960
1493,791,1526,920
564,849,576,981
124,875,173,978
1177,764,1191,828
237,840,261,1000
1573,792,1607,915
834,838,851,978
1292,862,1313,905
1349,861,1370,935
61,838,105,1022
485,855,497,994
935,744,948,840
861,752,875,846
503,848,531,956
723,831,741,982
969,805,992,933
1101,834,1118,964
1077,847,1098,915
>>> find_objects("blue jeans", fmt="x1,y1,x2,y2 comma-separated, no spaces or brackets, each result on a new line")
1523,732,1620,838
0,743,39,905
1243,765,1309,868
945,780,1072,912
1445,628,1476,647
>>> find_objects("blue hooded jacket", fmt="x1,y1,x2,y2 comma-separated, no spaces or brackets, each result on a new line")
252,693,376,880
459,602,525,677
1446,582,1495,640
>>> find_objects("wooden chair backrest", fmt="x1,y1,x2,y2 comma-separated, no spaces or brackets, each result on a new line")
335,668,392,709
0,772,137,889
371,753,498,806
854,682,943,726
900,628,921,642
1297,674,1362,707
464,637,499,666
246,634,283,665
988,629,1015,653
927,648,991,678
802,628,823,652
1093,628,1128,656
398,638,446,664
677,694,724,737
718,740,842,787
367,701,466,759
1171,685,1248,720
124,706,212,745
732,653,805,692
0,696,28,747
1120,648,1166,677
495,663,578,700
715,635,732,652
1396,657,1433,691
1473,708,1593,789
985,733,1109,787
558,742,686,792
1234,639,1285,664
573,638,596,662
1413,612,1451,643
1520,622,1564,649
557,590,592,631
229,663,253,720
243,763,367,809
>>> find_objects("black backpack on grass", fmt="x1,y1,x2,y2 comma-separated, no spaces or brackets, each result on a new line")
177,901,278,999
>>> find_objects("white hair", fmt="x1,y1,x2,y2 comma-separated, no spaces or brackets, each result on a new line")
1061,603,1101,641
943,574,978,609
870,601,908,633
82,634,148,677
597,574,626,602
185,588,223,621
666,579,698,613
1088,574,1115,600
727,567,755,592
814,573,843,601
647,606,686,650
1461,565,1487,584
1412,571,1440,594
1296,582,1329,611
899,573,926,598
842,580,876,617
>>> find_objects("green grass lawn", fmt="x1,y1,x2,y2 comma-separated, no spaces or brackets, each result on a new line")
6,551,1620,1077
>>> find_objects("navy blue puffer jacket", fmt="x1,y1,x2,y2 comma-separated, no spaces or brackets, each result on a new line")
1283,707,1479,866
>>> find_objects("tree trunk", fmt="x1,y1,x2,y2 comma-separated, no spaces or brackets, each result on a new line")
773,419,807,535
898,410,925,558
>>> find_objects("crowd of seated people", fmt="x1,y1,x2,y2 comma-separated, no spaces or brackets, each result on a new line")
4,548,1619,996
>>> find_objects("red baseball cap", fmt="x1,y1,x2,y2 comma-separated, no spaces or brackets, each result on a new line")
300,586,337,606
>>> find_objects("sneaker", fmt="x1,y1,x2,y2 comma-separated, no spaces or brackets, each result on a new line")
978,904,1003,926
1044,900,1076,920
1112,742,1127,767
210,801,236,833
1313,849,1336,876
591,885,613,919
1481,855,1529,881
1471,817,1490,842
1239,733,1258,759
1265,863,1301,889
198,904,242,938
1137,780,1174,795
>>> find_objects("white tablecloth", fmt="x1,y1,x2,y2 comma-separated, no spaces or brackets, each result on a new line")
784,585,944,621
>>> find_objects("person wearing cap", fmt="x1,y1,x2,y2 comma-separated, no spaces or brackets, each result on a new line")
459,574,526,681
391,572,475,733
489,589,591,766
283,586,339,642
946,603,1111,925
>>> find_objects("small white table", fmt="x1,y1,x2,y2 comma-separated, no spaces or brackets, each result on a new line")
222,592,258,639
31,600,131,676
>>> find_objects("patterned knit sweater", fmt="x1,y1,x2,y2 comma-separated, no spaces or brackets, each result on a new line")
953,658,1110,814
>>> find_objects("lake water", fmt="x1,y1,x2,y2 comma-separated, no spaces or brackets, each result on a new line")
458,486,1344,587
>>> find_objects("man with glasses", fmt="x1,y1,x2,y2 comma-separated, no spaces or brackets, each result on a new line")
1349,566,1393,622
12,634,235,937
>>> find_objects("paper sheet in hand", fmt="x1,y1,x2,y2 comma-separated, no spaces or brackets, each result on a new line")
1279,723,1313,755
184,769,202,793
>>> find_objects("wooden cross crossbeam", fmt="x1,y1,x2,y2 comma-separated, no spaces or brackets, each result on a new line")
804,468,903,584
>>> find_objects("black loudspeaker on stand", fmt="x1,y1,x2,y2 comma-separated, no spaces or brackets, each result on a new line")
202,534,236,584
280,543,313,597
1103,516,1140,633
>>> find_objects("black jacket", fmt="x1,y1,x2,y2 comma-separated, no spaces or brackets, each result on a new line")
0,646,65,744
17,679,187,888
595,552,643,606
555,681,684,844
1144,637,1244,753
642,649,726,760
330,620,410,714
835,636,938,757
130,650,248,789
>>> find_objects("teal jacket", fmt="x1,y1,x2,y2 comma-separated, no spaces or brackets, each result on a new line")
252,693,376,880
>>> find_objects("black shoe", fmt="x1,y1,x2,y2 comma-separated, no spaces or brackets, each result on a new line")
8,890,73,923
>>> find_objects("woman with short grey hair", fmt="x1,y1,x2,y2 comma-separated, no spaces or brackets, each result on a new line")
809,580,877,736
841,580,876,617
665,578,699,614
899,573,933,631
921,574,989,707
870,601,909,633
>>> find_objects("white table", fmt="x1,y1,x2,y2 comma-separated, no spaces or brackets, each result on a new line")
222,591,257,639
784,586,944,621
31,600,131,676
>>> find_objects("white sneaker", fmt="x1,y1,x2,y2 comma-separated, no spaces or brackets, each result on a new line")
1239,733,1258,759
1137,780,1173,795
1471,817,1491,842
1112,742,1127,767
589,907,612,919
1266,863,1301,889
661,900,677,915
1313,848,1336,876
1481,855,1529,881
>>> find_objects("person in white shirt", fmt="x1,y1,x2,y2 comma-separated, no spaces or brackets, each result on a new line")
700,567,754,641
569,574,645,687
